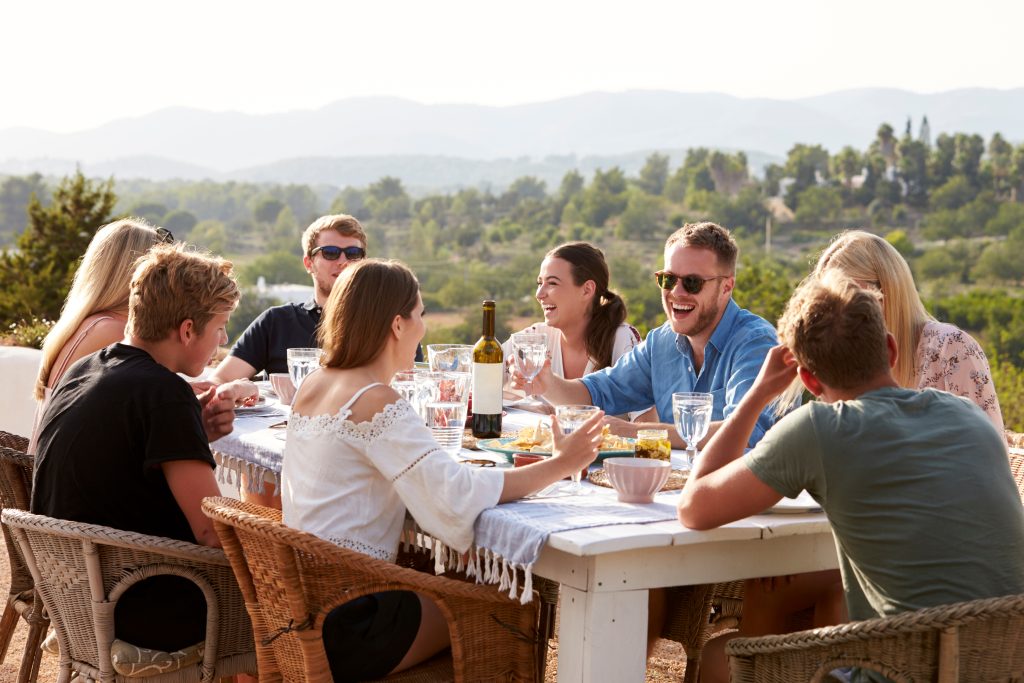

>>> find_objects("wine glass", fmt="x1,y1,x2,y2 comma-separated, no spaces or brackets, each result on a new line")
287,347,321,393
509,332,549,410
554,404,600,493
672,392,713,469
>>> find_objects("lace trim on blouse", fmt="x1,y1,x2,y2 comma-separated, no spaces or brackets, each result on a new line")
324,534,395,562
289,397,445,481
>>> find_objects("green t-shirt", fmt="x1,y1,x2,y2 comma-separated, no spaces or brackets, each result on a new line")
745,386,1024,622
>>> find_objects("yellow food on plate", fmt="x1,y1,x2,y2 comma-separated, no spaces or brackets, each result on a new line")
506,421,632,452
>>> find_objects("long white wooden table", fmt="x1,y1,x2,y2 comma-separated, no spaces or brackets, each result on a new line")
213,402,839,682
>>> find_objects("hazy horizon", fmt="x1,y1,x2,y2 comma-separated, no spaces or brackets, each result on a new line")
3,0,1022,133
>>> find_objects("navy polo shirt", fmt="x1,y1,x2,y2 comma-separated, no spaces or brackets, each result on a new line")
230,297,422,376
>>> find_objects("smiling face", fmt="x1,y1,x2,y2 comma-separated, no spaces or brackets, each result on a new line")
535,256,594,330
303,231,365,304
660,244,734,341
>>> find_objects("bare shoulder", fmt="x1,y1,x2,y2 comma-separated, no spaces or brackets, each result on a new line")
347,384,402,422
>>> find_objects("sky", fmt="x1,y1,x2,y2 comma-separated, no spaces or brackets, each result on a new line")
2,0,1022,133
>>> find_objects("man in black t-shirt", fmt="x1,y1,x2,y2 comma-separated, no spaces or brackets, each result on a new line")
211,215,423,383
32,243,242,652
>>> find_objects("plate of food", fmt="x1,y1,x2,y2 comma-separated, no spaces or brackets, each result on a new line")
233,395,271,413
477,421,635,460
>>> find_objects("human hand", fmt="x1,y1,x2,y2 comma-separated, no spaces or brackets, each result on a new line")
550,409,604,476
751,345,798,403
215,379,259,407
198,387,236,442
188,380,217,395
509,358,552,396
602,414,639,439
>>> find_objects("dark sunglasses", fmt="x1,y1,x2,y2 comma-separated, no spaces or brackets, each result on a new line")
655,271,728,294
155,227,174,244
310,245,366,261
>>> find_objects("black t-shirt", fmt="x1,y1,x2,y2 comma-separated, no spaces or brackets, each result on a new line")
230,297,422,376
230,299,322,375
32,343,215,544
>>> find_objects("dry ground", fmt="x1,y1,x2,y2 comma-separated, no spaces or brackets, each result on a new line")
0,538,688,682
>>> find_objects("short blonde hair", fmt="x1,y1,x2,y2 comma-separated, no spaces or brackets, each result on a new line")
813,230,932,387
319,259,420,368
126,244,239,342
35,218,165,399
301,214,367,255
665,222,738,273
778,272,890,391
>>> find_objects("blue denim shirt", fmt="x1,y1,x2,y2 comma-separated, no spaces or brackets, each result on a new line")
580,299,779,447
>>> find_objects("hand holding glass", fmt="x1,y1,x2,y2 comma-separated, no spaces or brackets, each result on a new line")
510,332,548,409
672,392,713,469
554,404,601,492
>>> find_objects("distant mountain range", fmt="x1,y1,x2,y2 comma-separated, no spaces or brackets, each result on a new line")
2,88,1022,191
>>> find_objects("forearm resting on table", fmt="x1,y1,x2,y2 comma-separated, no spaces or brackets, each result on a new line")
540,375,593,406
499,458,579,502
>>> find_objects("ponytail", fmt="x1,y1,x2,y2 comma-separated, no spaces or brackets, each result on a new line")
586,289,628,370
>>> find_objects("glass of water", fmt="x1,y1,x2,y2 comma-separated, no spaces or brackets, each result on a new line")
422,371,471,455
509,332,549,410
672,392,714,469
426,344,474,373
554,404,600,492
287,348,321,393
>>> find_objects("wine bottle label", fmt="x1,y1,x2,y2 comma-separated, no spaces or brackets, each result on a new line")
472,362,503,414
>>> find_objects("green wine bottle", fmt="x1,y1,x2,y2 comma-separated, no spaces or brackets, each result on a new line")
472,300,503,438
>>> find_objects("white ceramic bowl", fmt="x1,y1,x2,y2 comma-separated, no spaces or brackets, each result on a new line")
603,457,671,503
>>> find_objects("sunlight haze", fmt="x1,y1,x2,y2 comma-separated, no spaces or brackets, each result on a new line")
2,0,1022,132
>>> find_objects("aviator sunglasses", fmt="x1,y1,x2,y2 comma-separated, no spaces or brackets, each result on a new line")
655,271,729,295
310,245,366,261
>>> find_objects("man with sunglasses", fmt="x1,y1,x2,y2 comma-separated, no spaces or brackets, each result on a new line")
211,214,413,382
517,222,779,450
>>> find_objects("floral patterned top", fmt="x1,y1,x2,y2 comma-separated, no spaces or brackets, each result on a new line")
915,320,1004,435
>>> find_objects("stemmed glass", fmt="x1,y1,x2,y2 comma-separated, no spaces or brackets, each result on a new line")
672,392,713,469
554,404,600,493
509,332,549,410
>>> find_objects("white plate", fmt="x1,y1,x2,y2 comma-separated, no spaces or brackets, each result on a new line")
767,490,821,514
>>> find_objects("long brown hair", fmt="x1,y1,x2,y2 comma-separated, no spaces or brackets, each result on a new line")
318,259,420,368
546,242,628,370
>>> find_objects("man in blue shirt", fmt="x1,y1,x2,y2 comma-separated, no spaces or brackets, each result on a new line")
523,222,778,449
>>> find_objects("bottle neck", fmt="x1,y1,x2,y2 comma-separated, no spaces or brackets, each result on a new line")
481,305,495,339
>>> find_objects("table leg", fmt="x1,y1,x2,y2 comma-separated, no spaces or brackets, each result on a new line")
557,585,649,682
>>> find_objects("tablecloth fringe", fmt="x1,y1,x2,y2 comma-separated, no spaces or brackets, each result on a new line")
402,523,535,604
214,452,279,495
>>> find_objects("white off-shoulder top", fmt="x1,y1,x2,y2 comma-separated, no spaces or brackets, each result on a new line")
281,383,504,562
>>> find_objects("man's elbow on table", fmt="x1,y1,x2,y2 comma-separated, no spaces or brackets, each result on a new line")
676,490,719,530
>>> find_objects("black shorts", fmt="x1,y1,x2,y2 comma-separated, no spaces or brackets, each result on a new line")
323,590,422,682
115,576,207,651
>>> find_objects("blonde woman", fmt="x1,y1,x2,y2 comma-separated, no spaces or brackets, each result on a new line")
29,219,169,449
813,230,1004,433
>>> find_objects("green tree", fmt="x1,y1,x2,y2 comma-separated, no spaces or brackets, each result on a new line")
930,175,975,211
162,208,197,234
831,147,862,188
793,186,842,224
636,153,670,196
616,189,662,239
252,196,286,223
127,201,168,225
237,250,309,286
581,167,629,227
783,144,830,210
188,219,228,254
0,170,116,324
896,138,929,207
885,229,914,258
367,176,411,222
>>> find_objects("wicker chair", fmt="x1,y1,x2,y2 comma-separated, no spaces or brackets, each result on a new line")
201,496,540,682
1009,449,1024,502
1,508,256,683
0,432,47,683
726,593,1024,682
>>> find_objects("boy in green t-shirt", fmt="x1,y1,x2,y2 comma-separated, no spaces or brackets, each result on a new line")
677,272,1024,682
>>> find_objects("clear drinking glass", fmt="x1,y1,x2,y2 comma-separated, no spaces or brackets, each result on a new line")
287,348,321,392
422,371,471,455
672,392,714,469
554,404,600,492
509,332,549,410
426,344,474,373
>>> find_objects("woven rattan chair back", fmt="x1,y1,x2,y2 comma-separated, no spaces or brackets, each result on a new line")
202,496,541,683
0,433,47,683
726,592,1024,682
1008,450,1024,502
2,508,256,683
